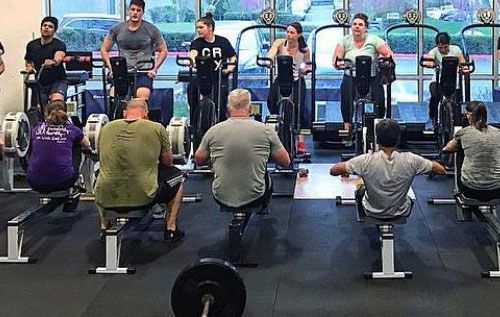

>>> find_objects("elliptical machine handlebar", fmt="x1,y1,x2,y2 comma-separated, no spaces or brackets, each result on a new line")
256,56,273,69
176,55,194,68
334,57,354,71
419,56,438,69
219,60,237,73
377,56,395,68
20,65,45,79
130,58,155,73
459,60,475,74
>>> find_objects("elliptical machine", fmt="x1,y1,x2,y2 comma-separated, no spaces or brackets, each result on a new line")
257,54,311,164
175,55,235,165
336,56,380,158
419,55,475,163
107,56,155,120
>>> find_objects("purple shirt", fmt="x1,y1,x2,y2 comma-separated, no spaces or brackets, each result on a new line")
27,122,83,185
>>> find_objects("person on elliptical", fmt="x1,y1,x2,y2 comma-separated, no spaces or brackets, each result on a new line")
195,89,290,212
0,41,5,75
330,119,445,218
443,101,500,201
424,32,467,131
267,22,311,155
27,100,91,193
100,0,168,100
94,98,185,243
188,12,237,123
24,17,67,107
332,13,393,139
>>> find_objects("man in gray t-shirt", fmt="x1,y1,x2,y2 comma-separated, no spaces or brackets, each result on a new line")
195,89,290,208
331,119,445,218
100,0,168,100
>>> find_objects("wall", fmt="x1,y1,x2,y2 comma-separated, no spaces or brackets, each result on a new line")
0,1,43,122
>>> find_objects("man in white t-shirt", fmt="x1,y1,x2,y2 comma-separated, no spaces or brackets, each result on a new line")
425,32,467,131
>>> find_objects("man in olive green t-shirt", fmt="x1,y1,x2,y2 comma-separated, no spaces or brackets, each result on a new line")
95,98,185,243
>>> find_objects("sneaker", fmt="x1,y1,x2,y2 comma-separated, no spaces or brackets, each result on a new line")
152,203,165,220
425,119,434,131
164,228,185,243
296,141,306,155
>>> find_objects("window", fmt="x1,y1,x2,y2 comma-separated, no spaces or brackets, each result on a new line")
424,0,494,75
51,0,121,52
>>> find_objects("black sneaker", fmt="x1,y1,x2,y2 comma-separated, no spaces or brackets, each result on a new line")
164,228,185,243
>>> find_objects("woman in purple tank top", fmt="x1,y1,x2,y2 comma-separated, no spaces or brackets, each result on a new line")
27,100,91,193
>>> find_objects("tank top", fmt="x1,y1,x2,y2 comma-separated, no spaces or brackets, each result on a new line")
277,40,306,81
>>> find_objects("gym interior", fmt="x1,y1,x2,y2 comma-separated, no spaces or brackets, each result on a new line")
2,0,500,316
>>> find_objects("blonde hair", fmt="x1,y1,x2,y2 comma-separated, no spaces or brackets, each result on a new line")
227,89,251,110
45,100,68,125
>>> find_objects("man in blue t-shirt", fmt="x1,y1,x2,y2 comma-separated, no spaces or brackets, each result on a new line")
24,17,68,107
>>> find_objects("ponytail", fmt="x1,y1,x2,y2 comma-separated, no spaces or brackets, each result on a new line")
466,101,488,132
198,12,215,31
45,100,69,125
298,35,308,53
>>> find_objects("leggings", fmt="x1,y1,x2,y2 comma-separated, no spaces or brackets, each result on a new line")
267,77,310,130
340,75,385,123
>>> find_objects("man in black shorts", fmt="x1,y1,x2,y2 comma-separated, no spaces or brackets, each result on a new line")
94,98,185,243
24,16,68,108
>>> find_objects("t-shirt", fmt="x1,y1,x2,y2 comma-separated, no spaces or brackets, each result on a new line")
199,117,283,207
24,38,67,86
428,44,463,82
455,125,500,190
190,35,236,72
340,33,384,76
108,20,165,69
94,119,171,208
27,122,83,185
346,150,433,218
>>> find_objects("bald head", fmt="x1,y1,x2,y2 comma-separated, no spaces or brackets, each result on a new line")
227,89,251,111
123,98,148,119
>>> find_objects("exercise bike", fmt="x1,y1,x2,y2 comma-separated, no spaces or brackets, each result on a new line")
420,55,475,165
256,54,311,164
107,56,155,120
20,65,49,128
176,55,236,165
335,56,380,159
